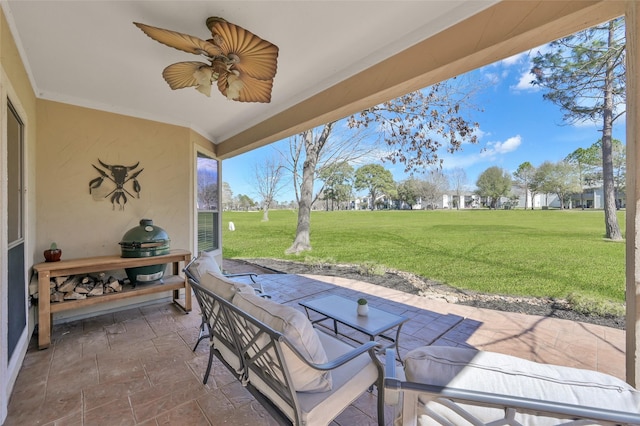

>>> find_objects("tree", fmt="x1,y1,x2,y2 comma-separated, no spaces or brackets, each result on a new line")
317,161,354,210
589,138,626,208
611,139,626,206
283,122,378,253
533,161,582,209
348,78,481,173
397,178,422,209
285,77,481,253
421,169,449,209
565,145,600,209
448,167,467,209
531,162,552,207
354,164,396,210
221,181,233,211
531,17,625,239
475,166,512,209
553,161,582,209
285,125,332,253
513,162,536,210
254,156,285,221
236,194,255,211
198,183,218,210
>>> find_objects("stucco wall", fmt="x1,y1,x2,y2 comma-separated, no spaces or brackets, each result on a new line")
1,6,38,423
35,100,193,260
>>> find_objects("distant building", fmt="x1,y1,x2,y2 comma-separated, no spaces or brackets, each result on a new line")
512,185,625,210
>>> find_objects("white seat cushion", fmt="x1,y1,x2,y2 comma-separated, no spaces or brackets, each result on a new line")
200,271,255,301
298,330,379,424
232,291,332,392
248,329,379,424
403,346,640,425
186,251,223,282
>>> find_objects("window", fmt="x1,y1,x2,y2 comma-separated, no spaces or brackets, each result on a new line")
196,152,219,252
8,101,23,245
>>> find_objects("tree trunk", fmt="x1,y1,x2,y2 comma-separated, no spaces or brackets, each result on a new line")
286,156,315,253
286,125,332,254
262,205,269,221
601,20,622,240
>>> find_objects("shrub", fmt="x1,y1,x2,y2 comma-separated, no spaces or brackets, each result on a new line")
357,261,386,276
304,256,336,270
567,293,625,318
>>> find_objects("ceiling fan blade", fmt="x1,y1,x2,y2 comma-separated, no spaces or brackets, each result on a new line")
134,22,222,58
162,62,213,96
217,71,274,103
207,18,278,81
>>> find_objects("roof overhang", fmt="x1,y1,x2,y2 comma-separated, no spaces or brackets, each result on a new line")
1,1,624,159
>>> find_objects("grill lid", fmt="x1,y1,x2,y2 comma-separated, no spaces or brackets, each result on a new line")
119,219,170,248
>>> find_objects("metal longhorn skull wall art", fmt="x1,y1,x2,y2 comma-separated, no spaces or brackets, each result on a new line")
133,17,278,103
89,160,144,210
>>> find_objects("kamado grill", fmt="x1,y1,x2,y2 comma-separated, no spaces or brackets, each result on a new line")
119,219,171,284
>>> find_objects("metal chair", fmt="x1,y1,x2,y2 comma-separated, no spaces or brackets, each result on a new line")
184,256,270,351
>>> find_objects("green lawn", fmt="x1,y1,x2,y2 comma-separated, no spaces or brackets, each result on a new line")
221,209,626,307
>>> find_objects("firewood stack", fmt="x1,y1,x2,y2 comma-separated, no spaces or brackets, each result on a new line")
38,273,125,302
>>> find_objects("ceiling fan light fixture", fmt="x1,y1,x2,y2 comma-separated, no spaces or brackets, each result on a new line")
193,68,213,96
225,73,244,100
134,16,278,103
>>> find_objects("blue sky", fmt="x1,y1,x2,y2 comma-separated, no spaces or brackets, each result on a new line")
223,48,625,204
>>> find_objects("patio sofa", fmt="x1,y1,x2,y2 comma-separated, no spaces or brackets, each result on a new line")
184,252,270,351
384,345,640,425
187,270,385,425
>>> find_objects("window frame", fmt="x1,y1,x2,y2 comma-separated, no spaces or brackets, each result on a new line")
195,150,220,253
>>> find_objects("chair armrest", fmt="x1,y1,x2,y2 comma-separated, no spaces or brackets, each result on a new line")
383,348,402,406
396,382,640,425
223,272,271,297
385,348,397,378
224,272,258,283
183,259,198,282
384,351,640,426
281,337,382,371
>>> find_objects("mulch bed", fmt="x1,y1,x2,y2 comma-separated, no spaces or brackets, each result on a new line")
230,258,625,330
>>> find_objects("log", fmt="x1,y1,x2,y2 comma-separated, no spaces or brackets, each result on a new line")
75,286,89,294
54,276,68,286
88,285,104,296
108,280,122,292
58,276,81,293
63,291,86,300
50,292,65,303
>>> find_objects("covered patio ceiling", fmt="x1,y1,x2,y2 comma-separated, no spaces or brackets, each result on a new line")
1,1,623,159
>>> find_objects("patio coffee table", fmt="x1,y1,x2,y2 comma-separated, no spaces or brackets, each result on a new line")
300,294,409,361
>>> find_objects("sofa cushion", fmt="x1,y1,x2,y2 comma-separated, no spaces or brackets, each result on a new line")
232,291,332,392
186,251,223,282
403,346,640,425
200,271,255,302
248,329,379,424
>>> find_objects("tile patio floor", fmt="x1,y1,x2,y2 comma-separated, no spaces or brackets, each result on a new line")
4,266,626,425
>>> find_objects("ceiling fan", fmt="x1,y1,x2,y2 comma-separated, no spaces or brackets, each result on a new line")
134,17,278,103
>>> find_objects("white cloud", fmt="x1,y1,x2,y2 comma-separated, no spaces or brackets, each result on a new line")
483,135,522,155
440,153,485,170
483,72,500,85
512,70,539,91
440,135,522,171
501,52,527,66
507,45,555,92
473,128,487,141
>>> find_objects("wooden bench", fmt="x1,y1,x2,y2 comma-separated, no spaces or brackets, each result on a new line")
33,249,191,349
